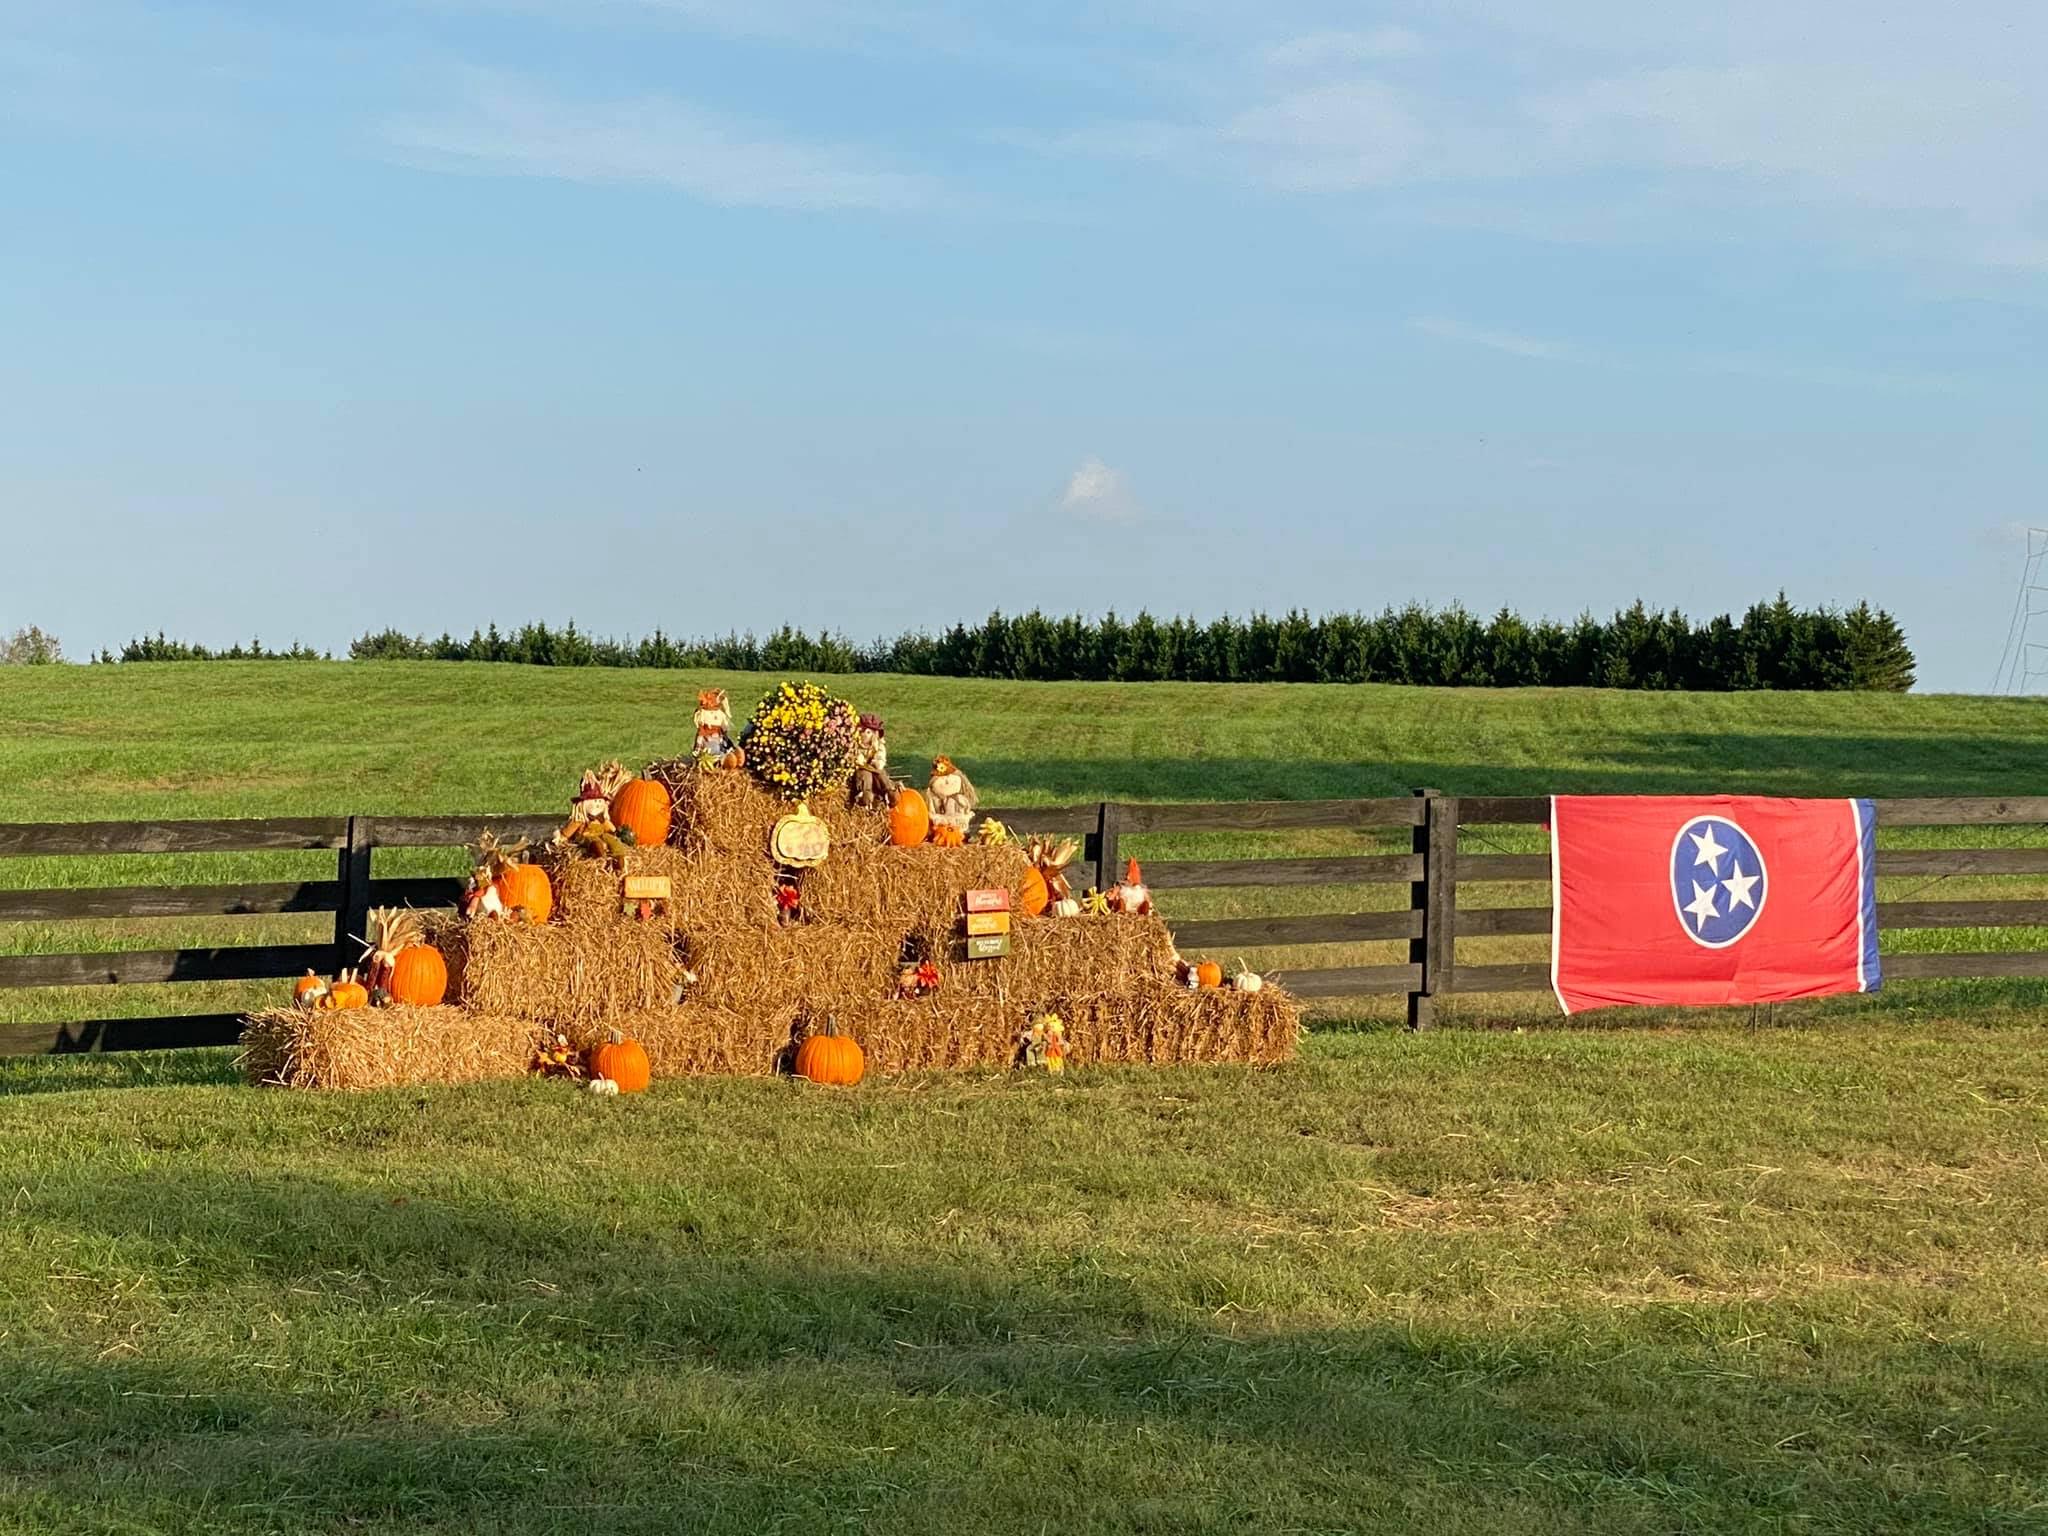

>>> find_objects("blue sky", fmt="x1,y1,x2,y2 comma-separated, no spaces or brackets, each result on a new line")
2,0,2043,690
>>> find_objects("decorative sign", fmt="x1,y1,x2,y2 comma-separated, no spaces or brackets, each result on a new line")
963,887,1011,913
964,911,1011,937
623,875,672,902
965,934,1012,960
770,804,832,868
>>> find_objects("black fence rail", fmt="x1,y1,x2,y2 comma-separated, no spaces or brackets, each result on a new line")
3,794,2044,1053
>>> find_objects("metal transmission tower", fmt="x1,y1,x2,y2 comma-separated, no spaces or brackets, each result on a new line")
1992,527,2048,694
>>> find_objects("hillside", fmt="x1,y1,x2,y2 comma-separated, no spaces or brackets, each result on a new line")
2,662,2042,821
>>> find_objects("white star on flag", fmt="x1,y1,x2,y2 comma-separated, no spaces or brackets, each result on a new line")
1684,880,1720,931
1689,824,1729,873
1722,860,1760,911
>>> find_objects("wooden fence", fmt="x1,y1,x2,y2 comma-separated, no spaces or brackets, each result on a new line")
3,794,2045,1053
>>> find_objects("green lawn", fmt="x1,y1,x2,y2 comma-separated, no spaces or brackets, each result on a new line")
3,665,2047,1531
2,1025,2045,1533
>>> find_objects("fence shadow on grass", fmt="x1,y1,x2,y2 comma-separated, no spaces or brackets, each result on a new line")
8,1165,2044,1534
0,1044,241,1097
961,739,2048,804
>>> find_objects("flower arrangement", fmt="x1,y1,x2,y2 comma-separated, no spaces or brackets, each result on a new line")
741,681,861,804
532,1031,585,1080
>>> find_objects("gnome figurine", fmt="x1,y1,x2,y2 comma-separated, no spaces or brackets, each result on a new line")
1109,858,1153,917
848,713,899,809
925,755,978,836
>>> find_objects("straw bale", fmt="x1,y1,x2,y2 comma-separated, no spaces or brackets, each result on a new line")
239,1005,539,1091
650,759,880,860
784,984,1298,1075
565,1003,794,1079
430,909,691,1029
540,843,697,927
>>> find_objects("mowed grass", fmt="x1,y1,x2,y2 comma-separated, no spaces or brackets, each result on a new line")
2,662,2045,1028
3,665,2048,1531
3,1026,2047,1534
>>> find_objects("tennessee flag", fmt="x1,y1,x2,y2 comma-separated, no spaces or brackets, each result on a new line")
1549,795,1880,1015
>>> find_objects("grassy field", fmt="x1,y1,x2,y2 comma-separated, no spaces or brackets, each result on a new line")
3,1025,2046,1534
2,664,2047,1531
2,662,2045,1030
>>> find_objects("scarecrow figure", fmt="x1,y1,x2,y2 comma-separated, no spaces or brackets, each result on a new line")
694,688,743,768
926,755,979,837
1019,1013,1067,1072
848,713,899,809
555,763,632,868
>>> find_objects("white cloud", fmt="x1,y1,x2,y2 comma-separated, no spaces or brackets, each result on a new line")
385,73,931,210
1410,316,1570,361
1035,3,2048,271
1060,455,1141,520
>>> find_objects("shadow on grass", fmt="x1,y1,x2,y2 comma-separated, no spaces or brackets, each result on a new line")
962,743,2048,803
5,1168,2043,1534
0,1044,240,1097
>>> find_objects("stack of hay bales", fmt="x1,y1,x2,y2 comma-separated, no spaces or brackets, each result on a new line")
243,764,1300,1088
529,768,1298,1076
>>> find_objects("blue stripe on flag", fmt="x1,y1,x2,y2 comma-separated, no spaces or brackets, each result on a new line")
1855,797,1881,992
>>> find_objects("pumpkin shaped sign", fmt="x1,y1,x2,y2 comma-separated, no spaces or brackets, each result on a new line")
770,802,832,868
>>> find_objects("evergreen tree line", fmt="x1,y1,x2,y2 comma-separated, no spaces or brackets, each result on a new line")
189,598,1922,690
98,634,332,663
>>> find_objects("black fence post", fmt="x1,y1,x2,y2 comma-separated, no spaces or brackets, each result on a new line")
1407,788,1442,1030
1095,801,1122,897
334,816,374,974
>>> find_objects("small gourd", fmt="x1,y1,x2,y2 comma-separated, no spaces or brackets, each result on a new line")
1195,960,1224,989
321,969,370,1011
930,823,966,849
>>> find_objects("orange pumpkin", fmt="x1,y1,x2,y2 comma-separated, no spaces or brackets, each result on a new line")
1195,960,1224,989
590,1028,651,1093
610,778,672,849
930,823,966,848
385,944,448,1008
887,788,930,847
292,970,328,1009
495,862,554,925
794,1021,864,1086
322,969,370,1011
1018,865,1049,918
